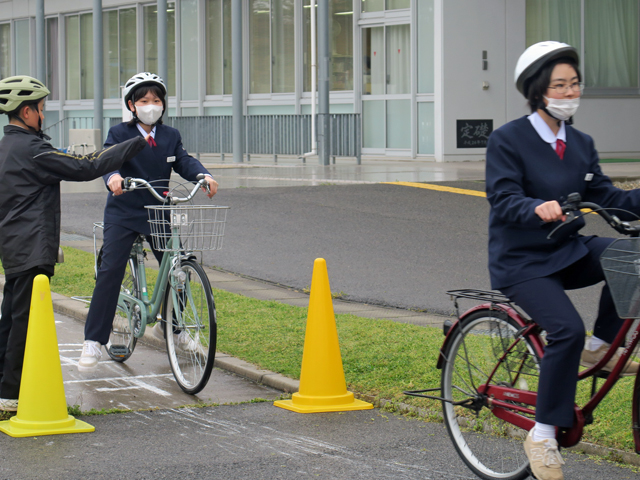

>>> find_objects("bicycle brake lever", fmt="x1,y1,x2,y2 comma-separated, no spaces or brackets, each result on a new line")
546,212,578,240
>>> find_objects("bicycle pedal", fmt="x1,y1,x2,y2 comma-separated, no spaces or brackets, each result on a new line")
108,345,130,358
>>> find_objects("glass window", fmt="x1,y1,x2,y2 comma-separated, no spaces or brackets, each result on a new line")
417,0,434,94
362,100,384,148
46,18,59,100
222,0,232,95
386,99,410,148
250,0,271,93
103,10,119,99
525,0,580,49
362,0,409,12
181,0,199,100
0,23,10,80
14,19,31,76
143,6,158,75
362,27,384,95
584,0,638,88
271,0,295,93
303,0,313,92
143,3,176,97
66,16,80,100
80,13,93,99
119,9,137,88
331,0,353,91
206,0,223,95
526,0,639,89
362,0,384,12
386,24,410,94
418,102,435,154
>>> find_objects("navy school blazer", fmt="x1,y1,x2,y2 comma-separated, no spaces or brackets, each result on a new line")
102,121,210,235
485,116,640,289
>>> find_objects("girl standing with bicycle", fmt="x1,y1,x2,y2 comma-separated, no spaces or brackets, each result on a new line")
78,72,218,372
486,41,640,480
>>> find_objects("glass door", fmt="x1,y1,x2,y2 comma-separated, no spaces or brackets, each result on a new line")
362,23,411,151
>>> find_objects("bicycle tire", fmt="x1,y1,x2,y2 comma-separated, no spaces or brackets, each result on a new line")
441,309,541,480
105,253,138,362
164,259,216,395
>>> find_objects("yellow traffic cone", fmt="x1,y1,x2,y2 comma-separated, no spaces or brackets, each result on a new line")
0,275,94,437
275,258,373,413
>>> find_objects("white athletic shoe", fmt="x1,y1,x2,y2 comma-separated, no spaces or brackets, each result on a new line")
177,331,205,355
78,340,102,372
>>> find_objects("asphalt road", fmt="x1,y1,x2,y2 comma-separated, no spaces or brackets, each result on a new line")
61,181,613,327
0,402,637,480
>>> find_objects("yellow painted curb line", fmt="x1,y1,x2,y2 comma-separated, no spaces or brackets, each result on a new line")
382,181,486,198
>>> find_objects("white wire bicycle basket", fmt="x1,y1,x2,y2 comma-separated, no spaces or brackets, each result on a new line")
601,237,640,319
146,204,229,252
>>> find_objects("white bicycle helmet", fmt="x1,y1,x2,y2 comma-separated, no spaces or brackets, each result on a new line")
515,41,579,97
123,72,167,108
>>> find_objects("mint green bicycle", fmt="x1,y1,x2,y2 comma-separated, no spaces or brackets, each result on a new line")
98,175,228,394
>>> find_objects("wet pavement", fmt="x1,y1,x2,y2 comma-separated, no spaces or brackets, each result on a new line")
59,155,640,195
0,286,284,412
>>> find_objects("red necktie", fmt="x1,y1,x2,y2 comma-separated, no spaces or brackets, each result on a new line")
147,136,157,147
555,139,565,160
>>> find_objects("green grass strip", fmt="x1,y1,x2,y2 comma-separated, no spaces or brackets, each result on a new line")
600,158,640,163
0,246,638,452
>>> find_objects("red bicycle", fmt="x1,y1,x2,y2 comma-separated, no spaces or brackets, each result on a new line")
406,193,640,480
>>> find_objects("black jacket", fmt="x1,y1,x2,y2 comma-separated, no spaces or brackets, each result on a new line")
0,125,147,276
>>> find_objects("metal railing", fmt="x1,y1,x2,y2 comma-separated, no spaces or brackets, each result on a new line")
43,113,362,163
43,117,121,149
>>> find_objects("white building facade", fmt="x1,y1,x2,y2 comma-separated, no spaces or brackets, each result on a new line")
1,0,639,161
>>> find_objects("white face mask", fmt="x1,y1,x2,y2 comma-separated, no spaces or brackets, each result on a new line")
543,96,580,122
135,104,163,125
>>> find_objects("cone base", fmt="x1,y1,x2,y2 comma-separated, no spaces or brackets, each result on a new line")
0,415,95,438
274,397,373,413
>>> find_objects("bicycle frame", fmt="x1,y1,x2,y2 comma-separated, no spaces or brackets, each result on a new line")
115,225,198,339
447,301,640,451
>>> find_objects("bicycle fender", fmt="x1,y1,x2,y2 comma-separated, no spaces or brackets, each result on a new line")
436,303,525,369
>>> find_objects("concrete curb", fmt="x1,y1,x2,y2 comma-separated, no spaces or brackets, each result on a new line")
0,275,300,395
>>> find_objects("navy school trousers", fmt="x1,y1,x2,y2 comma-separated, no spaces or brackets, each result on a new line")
84,223,163,345
500,236,623,429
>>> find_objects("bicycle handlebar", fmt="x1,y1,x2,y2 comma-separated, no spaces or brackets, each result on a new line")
121,173,209,204
555,192,640,237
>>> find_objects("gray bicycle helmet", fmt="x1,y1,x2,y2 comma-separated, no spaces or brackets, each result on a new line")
123,72,167,108
515,41,579,97
0,75,50,114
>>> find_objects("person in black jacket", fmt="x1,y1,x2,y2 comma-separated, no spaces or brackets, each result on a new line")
78,72,218,372
0,75,147,412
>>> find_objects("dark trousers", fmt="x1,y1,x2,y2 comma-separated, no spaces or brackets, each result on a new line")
84,223,162,345
0,268,52,399
501,236,622,428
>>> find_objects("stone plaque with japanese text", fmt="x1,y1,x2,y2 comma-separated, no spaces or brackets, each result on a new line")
456,119,493,149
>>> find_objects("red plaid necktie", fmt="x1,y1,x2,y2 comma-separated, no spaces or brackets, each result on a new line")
555,139,565,160
147,136,157,147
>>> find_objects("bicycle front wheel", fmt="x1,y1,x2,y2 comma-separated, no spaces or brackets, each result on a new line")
106,254,138,362
164,260,216,395
441,309,541,480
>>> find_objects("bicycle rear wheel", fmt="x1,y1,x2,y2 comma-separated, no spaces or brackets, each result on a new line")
164,259,216,395
441,309,541,480
106,255,138,362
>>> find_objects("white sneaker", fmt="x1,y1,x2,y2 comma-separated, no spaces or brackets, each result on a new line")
177,331,205,355
78,340,102,372
0,398,18,412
